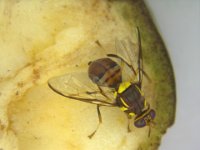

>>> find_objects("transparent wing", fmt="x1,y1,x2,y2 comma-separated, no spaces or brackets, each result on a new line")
107,28,140,83
48,72,116,107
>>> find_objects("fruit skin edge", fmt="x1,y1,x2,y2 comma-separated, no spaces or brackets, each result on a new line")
121,0,176,149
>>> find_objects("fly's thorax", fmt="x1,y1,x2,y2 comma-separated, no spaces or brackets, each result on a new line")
114,81,132,101
88,58,122,88
115,82,146,117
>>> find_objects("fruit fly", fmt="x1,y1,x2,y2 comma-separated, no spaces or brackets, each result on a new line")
48,27,156,138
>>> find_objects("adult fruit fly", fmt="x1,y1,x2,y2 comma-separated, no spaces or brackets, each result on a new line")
48,27,156,138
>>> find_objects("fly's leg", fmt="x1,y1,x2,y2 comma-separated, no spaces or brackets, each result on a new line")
141,69,151,82
131,68,151,83
97,86,113,101
127,114,132,133
88,105,102,138
107,54,136,75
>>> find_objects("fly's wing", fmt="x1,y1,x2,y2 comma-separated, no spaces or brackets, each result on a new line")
48,72,116,107
135,27,151,87
107,29,139,83
136,27,143,87
107,27,148,87
115,38,138,82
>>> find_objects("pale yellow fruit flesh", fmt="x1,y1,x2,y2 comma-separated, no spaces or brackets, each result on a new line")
0,0,175,150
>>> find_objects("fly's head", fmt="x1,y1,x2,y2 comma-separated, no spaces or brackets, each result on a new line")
134,108,156,136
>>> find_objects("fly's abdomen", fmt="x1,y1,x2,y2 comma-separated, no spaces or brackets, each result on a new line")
88,58,122,88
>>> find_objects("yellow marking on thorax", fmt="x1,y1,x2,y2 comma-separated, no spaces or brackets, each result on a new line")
114,91,117,98
120,106,128,111
114,82,132,108
144,100,147,108
135,85,144,96
118,82,131,93
129,112,136,117
120,98,129,107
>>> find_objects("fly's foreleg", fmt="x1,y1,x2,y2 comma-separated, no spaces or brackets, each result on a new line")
126,114,132,133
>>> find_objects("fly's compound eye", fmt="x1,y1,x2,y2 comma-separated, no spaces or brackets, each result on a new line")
134,109,156,128
134,118,146,128
149,109,156,120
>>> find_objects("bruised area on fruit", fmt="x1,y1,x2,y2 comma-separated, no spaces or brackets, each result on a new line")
0,0,175,150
